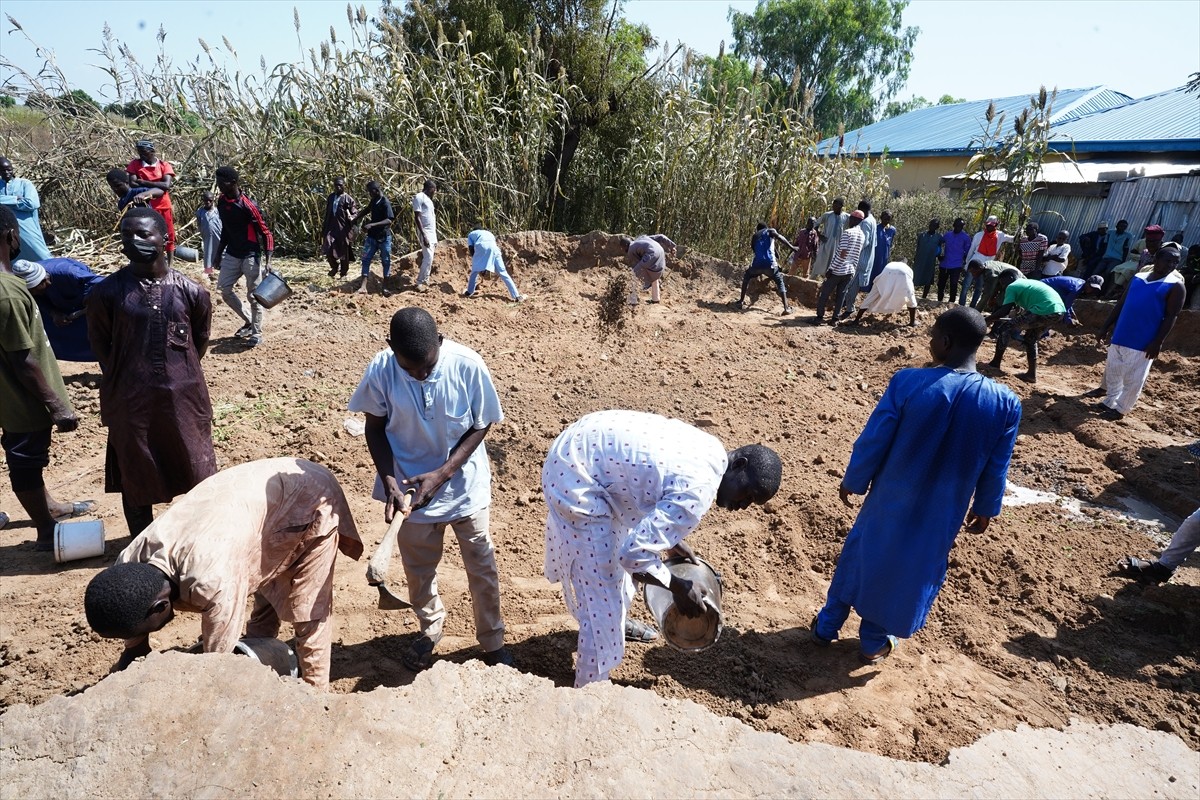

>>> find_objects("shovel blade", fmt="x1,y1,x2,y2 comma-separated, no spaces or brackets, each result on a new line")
374,582,412,610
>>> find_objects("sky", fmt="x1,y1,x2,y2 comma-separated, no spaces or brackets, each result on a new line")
1,0,1197,107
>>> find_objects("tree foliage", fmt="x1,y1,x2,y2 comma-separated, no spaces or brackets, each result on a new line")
881,93,964,119
729,0,918,135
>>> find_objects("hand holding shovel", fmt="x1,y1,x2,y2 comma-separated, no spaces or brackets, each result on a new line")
366,488,415,610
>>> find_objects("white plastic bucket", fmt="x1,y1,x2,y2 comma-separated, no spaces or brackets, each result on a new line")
54,519,105,563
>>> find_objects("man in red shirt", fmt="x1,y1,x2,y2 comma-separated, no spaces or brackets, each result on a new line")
789,217,818,278
126,140,176,266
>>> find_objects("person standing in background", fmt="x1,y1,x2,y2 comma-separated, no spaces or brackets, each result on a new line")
126,140,177,267
412,179,438,293
195,191,222,283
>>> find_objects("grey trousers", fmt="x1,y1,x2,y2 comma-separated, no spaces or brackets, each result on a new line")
218,253,264,334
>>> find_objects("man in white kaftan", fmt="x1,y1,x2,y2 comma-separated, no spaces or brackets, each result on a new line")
843,261,919,327
542,410,782,687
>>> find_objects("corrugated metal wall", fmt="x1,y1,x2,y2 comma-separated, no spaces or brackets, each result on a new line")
1100,176,1200,242
1027,175,1199,255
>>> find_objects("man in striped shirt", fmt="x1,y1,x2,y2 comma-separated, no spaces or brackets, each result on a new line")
212,166,274,348
813,210,865,325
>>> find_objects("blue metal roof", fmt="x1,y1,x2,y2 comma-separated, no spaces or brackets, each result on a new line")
817,86,1133,157
1048,86,1200,154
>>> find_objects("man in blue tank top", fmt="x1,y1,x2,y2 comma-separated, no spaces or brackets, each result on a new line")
734,222,797,315
1089,242,1186,418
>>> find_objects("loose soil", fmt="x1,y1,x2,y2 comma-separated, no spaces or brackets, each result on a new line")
2,231,1197,764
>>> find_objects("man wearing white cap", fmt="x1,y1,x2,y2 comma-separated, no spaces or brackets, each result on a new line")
13,257,103,361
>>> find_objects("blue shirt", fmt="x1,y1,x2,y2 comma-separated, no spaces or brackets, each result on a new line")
466,229,505,274
348,339,504,523
1041,275,1085,323
941,230,973,269
828,367,1020,636
751,228,779,268
1103,230,1133,262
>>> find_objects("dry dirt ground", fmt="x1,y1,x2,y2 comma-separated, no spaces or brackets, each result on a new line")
1,231,1198,766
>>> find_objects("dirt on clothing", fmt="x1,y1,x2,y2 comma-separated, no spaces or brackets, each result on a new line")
1,230,1197,765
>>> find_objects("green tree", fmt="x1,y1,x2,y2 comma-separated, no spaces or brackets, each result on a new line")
380,0,661,224
0,94,15,108
882,92,964,119
729,0,918,135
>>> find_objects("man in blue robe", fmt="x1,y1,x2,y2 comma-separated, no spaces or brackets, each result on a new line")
14,258,103,362
813,306,1021,663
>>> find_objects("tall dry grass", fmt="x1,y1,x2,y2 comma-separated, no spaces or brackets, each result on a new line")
1,10,892,264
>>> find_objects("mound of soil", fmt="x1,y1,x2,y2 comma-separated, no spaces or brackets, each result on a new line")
3,653,1196,799
1,230,1197,765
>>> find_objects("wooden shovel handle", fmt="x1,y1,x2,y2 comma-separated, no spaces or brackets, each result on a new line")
365,490,415,585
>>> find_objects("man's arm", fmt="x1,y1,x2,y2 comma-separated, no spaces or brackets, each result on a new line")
771,229,798,253
1144,283,1185,360
967,397,1021,533
85,286,114,372
401,424,491,509
9,348,76,429
245,197,274,255
985,302,1015,324
12,178,40,211
1099,288,1130,339
191,284,213,359
840,377,903,502
363,412,404,521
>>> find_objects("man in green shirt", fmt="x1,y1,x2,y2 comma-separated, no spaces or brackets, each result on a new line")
0,205,89,551
984,274,1066,384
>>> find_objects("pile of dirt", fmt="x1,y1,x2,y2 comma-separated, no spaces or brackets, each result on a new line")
3,653,1195,799
1,230,1197,768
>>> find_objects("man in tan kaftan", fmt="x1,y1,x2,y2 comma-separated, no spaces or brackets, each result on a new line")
84,458,362,689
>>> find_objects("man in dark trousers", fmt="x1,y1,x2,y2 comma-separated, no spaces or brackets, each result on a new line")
0,205,88,551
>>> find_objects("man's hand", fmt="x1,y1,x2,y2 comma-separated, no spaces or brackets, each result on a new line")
113,637,152,672
53,412,78,433
1144,340,1163,360
664,540,699,565
964,513,992,534
669,576,707,618
838,483,857,508
402,468,447,511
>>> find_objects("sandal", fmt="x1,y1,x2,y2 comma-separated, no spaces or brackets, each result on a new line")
401,632,442,672
624,619,658,643
859,635,899,665
810,614,834,647
52,500,97,522
1117,556,1174,585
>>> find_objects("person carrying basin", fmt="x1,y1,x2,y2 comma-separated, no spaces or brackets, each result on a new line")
542,410,781,687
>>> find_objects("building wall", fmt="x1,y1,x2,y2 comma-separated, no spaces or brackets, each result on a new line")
889,156,969,193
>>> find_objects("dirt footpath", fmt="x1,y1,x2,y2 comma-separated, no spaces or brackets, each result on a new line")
1,231,1197,766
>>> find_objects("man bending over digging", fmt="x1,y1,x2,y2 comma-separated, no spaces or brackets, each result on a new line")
84,458,362,689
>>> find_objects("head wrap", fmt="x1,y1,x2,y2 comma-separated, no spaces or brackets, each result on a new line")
12,259,47,289
135,139,154,150
1096,221,1109,228
986,215,999,224
1159,241,1182,256
849,210,865,221
1143,225,1165,240
1086,275,1104,289
1186,441,1200,460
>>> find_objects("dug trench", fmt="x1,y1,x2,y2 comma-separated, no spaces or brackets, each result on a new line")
1,231,1197,765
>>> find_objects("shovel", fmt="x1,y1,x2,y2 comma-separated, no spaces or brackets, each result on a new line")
365,489,415,610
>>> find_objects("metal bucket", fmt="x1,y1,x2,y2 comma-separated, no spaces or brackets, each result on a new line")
643,556,723,653
54,519,105,563
252,270,293,309
173,246,199,263
233,637,300,678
